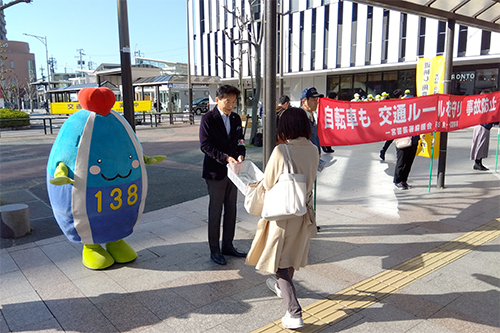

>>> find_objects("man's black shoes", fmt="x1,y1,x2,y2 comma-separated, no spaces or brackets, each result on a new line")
221,246,247,257
210,252,227,265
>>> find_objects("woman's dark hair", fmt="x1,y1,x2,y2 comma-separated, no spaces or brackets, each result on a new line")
216,85,240,99
277,107,311,141
278,95,290,105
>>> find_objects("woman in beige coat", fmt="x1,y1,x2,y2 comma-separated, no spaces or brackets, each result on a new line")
246,107,319,330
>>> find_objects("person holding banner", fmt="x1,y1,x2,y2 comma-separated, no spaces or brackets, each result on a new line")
394,135,420,190
379,89,404,161
470,89,496,171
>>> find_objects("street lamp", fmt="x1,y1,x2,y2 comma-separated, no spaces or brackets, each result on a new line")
23,33,50,87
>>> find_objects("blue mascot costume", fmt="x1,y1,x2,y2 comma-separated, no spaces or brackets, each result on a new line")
47,87,165,269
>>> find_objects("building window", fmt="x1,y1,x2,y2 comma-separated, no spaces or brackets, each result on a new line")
350,3,358,66
475,68,498,93
367,72,383,95
208,0,213,32
311,8,316,69
336,0,343,68
200,0,205,34
365,6,373,65
354,73,367,96
399,13,407,61
481,30,491,55
398,70,416,94
417,17,426,57
207,34,211,76
381,9,390,63
291,0,300,13
288,14,293,73
326,75,340,96
437,21,446,55
10,61,14,69
252,0,261,21
457,25,468,57
299,11,304,71
324,4,329,69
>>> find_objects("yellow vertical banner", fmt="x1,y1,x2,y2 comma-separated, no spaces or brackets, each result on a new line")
416,55,445,97
417,132,440,158
416,55,444,159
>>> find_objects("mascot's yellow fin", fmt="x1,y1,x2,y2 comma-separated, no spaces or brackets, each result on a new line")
50,162,75,185
143,155,166,165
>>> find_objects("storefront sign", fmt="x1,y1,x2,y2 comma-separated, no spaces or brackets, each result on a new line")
50,100,152,114
317,92,500,147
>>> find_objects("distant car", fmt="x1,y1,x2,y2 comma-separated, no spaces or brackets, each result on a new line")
185,97,209,115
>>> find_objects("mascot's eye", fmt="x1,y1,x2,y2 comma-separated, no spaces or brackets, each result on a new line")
129,155,133,159
97,159,102,163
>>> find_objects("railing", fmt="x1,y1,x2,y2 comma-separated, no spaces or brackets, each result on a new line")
0,112,196,137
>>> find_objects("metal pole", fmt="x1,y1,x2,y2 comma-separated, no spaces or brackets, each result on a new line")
44,36,50,88
279,0,284,97
436,18,455,189
186,0,194,125
117,0,135,131
263,0,277,167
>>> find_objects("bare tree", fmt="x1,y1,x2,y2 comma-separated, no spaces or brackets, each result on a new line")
0,0,32,11
22,80,37,112
219,0,264,143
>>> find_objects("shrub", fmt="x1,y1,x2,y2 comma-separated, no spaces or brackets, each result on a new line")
0,109,30,128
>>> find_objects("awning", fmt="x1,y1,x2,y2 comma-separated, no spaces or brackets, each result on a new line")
354,0,500,32
132,75,221,87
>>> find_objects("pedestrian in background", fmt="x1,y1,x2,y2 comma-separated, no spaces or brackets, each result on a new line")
470,89,496,171
246,107,319,330
199,85,247,265
300,87,323,155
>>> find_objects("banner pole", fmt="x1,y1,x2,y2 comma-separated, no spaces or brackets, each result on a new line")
428,132,435,193
495,126,499,172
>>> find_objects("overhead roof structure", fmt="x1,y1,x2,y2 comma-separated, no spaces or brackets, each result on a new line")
354,0,500,32
133,75,221,87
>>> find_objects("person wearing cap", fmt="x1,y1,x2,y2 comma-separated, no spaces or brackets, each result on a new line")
366,94,374,101
351,93,360,102
300,87,323,155
403,89,413,98
381,92,389,100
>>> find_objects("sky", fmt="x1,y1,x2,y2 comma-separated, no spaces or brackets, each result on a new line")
6,0,188,79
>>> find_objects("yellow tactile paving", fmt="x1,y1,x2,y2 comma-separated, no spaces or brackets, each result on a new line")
250,218,500,333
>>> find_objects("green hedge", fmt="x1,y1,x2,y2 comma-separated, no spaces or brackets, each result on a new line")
0,109,30,128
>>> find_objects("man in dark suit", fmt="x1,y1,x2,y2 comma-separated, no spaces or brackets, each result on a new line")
199,85,247,265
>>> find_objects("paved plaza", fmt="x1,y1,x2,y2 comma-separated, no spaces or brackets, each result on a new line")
0,121,499,332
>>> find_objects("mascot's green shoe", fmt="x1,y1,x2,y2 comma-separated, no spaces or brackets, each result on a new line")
82,244,115,269
106,239,137,263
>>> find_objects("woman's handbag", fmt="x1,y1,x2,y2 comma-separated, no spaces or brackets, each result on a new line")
395,136,412,149
244,180,265,216
261,144,307,221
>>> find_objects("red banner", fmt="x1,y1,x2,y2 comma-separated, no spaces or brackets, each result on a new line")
317,92,500,147
436,92,499,131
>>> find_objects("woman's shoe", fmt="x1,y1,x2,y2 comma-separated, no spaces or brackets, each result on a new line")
282,311,304,329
